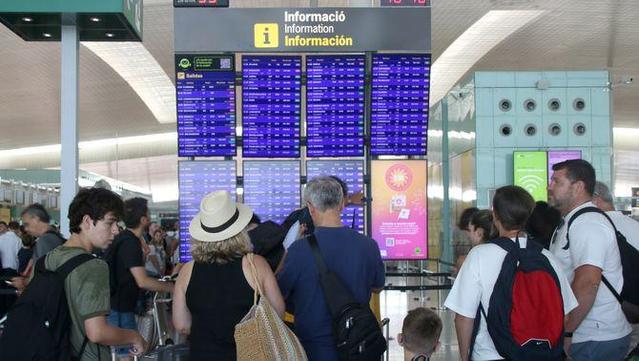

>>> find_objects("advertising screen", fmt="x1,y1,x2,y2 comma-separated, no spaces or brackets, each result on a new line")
243,161,301,224
371,54,430,156
178,161,237,262
547,150,582,181
371,160,428,260
306,55,365,157
513,151,548,202
242,56,302,157
176,55,236,156
306,160,365,233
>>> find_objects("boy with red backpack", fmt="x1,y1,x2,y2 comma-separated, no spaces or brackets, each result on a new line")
445,186,577,361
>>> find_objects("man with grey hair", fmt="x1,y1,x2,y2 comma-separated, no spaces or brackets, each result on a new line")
278,176,385,361
592,181,639,357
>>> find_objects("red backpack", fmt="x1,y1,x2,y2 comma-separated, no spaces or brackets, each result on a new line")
470,237,565,361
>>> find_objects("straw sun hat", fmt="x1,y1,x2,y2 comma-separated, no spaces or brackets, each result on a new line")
189,190,253,242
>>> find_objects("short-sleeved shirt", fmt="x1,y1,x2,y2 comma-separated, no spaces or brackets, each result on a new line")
33,230,64,260
606,211,639,252
107,230,144,312
277,226,385,361
0,231,22,270
549,202,632,343
445,237,578,361
45,246,111,361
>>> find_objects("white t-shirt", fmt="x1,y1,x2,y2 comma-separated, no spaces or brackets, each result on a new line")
0,231,22,271
549,202,632,343
605,210,639,252
445,237,577,361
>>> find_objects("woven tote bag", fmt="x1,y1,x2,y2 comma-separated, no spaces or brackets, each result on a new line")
235,254,308,361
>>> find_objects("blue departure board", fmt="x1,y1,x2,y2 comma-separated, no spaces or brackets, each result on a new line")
178,161,237,262
306,160,365,234
371,54,430,155
176,55,236,157
306,55,365,157
242,56,302,157
243,161,301,224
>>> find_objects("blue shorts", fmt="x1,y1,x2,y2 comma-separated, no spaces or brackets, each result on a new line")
107,310,137,356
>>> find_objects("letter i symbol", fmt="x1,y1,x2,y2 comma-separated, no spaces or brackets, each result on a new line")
263,28,271,45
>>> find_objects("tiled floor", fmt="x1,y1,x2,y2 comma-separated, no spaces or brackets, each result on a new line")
380,275,459,361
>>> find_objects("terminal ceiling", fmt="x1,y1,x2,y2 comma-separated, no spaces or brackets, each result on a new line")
0,0,637,201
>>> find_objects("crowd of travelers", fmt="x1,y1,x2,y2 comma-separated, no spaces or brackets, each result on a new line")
0,159,636,361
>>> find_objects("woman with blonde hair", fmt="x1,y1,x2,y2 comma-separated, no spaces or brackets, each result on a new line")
172,191,285,360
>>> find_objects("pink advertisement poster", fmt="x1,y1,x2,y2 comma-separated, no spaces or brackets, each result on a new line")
371,160,428,260
547,150,582,181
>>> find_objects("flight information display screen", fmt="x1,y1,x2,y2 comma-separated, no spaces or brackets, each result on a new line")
178,161,237,262
176,55,236,157
306,160,365,233
243,161,301,223
306,55,365,157
371,54,431,155
242,56,302,157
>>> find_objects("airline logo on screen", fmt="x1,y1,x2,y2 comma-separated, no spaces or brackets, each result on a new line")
254,24,279,48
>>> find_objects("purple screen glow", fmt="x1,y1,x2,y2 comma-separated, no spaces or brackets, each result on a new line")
306,55,365,157
178,161,237,262
306,160,365,234
242,56,301,158
548,150,582,181
176,55,236,157
371,54,430,156
243,161,301,224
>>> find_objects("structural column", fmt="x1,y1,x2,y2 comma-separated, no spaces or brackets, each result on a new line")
60,21,79,237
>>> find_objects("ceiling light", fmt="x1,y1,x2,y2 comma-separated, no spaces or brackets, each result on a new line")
429,10,545,106
22,17,33,22
42,32,52,38
90,17,101,22
83,42,176,124
105,32,115,38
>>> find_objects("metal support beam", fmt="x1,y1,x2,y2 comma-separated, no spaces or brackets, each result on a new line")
60,22,79,237
441,98,452,263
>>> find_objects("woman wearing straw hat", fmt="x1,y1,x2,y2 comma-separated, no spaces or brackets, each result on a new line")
172,190,285,360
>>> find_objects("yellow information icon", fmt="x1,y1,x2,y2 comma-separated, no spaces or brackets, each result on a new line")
254,23,279,48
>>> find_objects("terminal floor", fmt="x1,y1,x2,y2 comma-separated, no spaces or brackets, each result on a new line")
380,276,458,361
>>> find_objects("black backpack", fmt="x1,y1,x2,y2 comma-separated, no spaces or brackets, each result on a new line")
565,207,639,323
0,253,95,361
471,237,565,361
308,234,387,361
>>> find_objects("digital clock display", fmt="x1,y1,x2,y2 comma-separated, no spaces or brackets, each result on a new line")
380,0,430,6
174,0,230,8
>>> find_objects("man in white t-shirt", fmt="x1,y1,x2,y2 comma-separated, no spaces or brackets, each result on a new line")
0,221,22,273
548,160,631,361
592,181,639,357
445,186,577,361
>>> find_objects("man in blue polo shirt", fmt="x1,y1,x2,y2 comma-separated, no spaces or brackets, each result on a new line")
278,176,385,361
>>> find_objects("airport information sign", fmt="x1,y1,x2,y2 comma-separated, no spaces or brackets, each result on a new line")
371,160,428,260
371,54,430,156
306,55,365,157
306,160,365,233
242,56,301,157
178,161,237,262
243,161,301,223
176,55,236,157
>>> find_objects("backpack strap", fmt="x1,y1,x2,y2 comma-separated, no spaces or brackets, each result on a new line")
469,303,487,360
566,206,626,305
488,237,519,253
55,253,96,280
308,234,329,278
